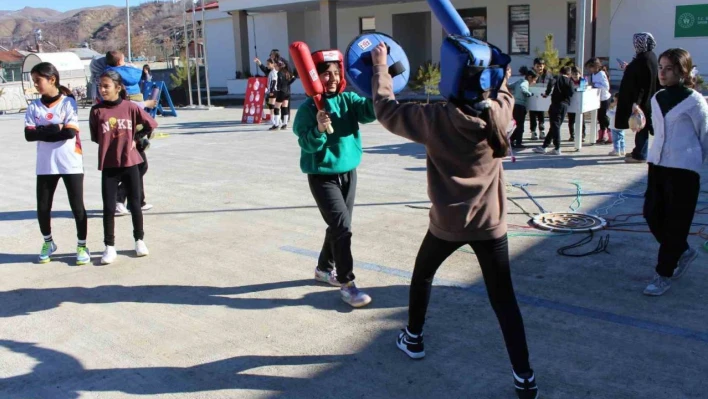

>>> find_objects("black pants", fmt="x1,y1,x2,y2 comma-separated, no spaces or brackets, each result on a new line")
36,174,87,240
567,112,586,138
117,150,147,206
598,99,610,130
543,102,569,150
644,164,700,277
408,231,531,373
511,105,527,145
102,165,144,246
308,170,357,284
529,111,545,133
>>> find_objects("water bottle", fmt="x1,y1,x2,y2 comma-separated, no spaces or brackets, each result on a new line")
579,77,587,92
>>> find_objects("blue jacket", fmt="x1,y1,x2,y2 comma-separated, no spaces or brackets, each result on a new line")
106,65,143,96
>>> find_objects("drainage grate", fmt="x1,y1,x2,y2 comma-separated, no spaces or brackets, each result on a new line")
531,212,607,233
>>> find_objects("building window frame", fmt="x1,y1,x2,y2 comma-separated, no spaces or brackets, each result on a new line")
359,16,376,34
508,5,530,55
567,2,577,55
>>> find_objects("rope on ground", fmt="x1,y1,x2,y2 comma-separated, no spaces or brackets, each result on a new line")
569,181,582,212
592,187,646,217
511,183,548,214
557,231,611,257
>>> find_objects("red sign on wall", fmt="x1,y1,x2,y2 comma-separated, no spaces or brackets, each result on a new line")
241,77,270,124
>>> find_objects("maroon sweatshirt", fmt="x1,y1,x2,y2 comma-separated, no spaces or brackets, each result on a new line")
89,98,157,170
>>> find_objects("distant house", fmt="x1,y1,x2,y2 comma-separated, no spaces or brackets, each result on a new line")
0,50,24,82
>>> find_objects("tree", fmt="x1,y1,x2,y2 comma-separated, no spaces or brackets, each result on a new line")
535,34,573,75
170,56,194,97
412,62,441,104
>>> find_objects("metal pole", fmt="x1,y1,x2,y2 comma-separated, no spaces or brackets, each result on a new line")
201,1,212,107
191,0,202,107
126,0,132,62
574,0,588,151
182,0,193,106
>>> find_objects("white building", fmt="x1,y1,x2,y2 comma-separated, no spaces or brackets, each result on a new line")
199,0,708,94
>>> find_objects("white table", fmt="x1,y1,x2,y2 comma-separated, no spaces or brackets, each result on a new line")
526,87,601,150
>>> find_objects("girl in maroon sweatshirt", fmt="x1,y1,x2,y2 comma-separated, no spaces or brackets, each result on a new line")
370,43,538,399
90,70,157,265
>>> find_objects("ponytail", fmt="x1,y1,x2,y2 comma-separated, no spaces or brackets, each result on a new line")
59,85,74,99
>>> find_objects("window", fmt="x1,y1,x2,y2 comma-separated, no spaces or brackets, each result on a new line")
509,5,530,55
360,17,376,34
567,2,577,54
441,8,487,41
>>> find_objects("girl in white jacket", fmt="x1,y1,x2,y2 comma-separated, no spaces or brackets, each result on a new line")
585,58,613,143
642,48,708,296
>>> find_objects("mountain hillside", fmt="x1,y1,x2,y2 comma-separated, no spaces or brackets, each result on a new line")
0,2,186,57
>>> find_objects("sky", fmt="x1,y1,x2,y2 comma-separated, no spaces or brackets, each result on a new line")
0,0,177,12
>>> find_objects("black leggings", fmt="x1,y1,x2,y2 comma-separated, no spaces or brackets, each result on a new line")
408,231,530,373
102,165,144,246
529,111,545,133
117,150,147,206
598,99,611,130
36,174,87,240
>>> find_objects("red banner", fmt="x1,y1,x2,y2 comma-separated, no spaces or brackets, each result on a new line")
241,77,270,124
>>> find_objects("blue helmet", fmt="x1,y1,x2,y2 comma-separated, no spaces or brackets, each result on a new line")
439,35,511,103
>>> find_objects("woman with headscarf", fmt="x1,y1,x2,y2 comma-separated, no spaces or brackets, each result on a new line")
616,32,661,163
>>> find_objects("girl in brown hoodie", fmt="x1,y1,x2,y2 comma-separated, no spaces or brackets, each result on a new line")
370,42,538,399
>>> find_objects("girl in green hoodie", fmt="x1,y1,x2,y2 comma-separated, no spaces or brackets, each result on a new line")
292,49,377,308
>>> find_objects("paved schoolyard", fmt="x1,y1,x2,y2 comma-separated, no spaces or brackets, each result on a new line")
0,105,707,399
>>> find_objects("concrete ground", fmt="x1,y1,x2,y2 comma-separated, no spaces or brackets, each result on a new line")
0,104,707,399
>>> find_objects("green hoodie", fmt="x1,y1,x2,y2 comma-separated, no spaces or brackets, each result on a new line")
293,92,376,174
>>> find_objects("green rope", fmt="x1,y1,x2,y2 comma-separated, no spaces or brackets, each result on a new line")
569,181,582,212
704,241,708,253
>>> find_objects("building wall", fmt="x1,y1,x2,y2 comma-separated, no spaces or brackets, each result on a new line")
610,0,708,79
299,0,604,74
219,0,616,92
203,9,237,88
247,12,290,76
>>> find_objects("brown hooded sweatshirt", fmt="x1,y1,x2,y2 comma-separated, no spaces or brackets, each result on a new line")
372,64,513,242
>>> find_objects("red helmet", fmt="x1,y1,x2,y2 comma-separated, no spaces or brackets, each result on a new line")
311,49,347,93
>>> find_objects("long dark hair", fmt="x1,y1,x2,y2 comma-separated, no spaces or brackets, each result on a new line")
141,64,151,81
30,62,73,98
279,61,292,80
99,70,128,100
659,48,696,88
585,57,608,74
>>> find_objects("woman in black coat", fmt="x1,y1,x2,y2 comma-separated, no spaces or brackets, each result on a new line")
615,32,661,163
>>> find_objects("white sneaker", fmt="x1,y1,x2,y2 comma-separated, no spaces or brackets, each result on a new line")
546,148,562,155
539,132,546,139
101,246,117,264
115,202,129,216
135,240,149,257
533,147,548,154
608,150,620,156
141,204,153,211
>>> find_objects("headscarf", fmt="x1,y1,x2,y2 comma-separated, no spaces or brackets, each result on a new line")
633,32,656,54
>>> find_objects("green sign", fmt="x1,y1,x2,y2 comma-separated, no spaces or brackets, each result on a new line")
675,4,708,37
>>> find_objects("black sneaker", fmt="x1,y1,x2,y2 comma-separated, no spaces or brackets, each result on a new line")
280,124,288,130
396,328,425,359
268,125,279,131
513,370,539,399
